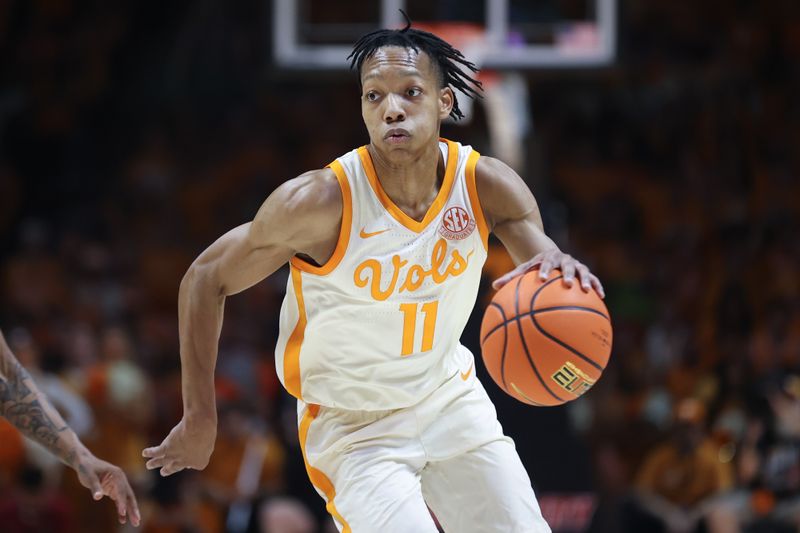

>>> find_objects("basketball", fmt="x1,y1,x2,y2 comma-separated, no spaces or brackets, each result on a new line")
480,269,612,406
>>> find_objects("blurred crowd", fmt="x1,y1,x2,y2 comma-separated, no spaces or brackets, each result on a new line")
1,1,799,532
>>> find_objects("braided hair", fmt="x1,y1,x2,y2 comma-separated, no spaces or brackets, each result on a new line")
347,14,483,121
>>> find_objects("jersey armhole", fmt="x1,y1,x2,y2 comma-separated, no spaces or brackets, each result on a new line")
465,150,490,252
289,160,353,275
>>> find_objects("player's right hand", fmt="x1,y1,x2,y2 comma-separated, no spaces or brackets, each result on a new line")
142,418,216,476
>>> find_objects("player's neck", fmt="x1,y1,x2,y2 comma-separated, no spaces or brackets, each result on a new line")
367,141,444,221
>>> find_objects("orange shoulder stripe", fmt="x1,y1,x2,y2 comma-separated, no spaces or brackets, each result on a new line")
465,148,489,251
290,159,352,275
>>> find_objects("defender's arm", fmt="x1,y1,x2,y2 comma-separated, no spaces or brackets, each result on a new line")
0,331,140,526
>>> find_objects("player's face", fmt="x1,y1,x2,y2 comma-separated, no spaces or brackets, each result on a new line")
359,46,453,155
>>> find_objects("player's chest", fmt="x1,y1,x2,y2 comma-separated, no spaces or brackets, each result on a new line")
343,222,481,302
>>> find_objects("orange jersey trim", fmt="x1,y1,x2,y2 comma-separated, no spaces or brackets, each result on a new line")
290,160,353,275
464,149,489,251
358,139,459,233
283,266,306,399
299,404,351,532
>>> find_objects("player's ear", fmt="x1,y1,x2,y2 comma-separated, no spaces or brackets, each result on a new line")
439,87,454,119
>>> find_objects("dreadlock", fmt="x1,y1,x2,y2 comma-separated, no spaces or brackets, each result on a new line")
347,11,483,121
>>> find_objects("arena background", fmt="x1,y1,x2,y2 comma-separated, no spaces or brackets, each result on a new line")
0,1,798,532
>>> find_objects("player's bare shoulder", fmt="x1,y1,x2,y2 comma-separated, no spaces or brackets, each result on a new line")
251,167,343,264
474,156,539,230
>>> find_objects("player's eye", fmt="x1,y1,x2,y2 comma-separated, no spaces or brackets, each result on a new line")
365,91,379,102
407,87,421,97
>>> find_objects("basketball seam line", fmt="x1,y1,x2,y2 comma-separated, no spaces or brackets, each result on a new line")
489,302,510,391
486,306,546,407
528,283,606,372
480,305,610,345
515,276,565,403
528,314,605,372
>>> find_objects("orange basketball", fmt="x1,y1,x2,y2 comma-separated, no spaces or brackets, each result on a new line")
480,269,612,406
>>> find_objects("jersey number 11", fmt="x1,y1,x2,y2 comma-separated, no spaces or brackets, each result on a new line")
399,301,439,356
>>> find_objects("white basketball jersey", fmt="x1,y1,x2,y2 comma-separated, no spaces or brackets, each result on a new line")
275,139,488,410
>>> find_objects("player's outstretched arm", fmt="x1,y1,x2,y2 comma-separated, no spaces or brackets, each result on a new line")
475,156,604,297
143,168,342,477
0,330,140,526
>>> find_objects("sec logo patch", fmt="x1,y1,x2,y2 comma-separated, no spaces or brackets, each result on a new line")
439,206,476,240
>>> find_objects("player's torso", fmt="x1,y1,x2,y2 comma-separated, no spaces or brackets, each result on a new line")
276,139,488,410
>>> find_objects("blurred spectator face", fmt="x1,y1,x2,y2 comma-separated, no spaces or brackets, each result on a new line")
260,498,315,533
713,404,748,442
65,323,98,367
770,375,800,439
359,47,450,156
100,326,133,362
673,399,706,453
219,405,254,439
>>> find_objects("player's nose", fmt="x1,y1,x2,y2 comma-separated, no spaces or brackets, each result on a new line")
383,93,405,123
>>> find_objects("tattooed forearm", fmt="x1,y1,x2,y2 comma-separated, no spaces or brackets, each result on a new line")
0,352,76,466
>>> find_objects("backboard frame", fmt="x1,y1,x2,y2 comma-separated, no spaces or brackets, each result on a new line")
273,0,616,69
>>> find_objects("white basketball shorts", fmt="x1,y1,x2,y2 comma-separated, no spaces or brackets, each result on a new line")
296,350,551,533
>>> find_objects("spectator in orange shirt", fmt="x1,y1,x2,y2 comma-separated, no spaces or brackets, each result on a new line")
631,398,733,533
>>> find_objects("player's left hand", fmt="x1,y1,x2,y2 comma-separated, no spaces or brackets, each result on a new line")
491,248,605,298
75,452,141,527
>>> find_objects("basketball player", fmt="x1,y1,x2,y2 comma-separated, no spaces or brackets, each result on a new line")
143,23,603,532
0,329,141,526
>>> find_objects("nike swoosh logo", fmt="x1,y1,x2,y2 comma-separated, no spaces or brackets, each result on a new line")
460,362,474,381
359,227,390,239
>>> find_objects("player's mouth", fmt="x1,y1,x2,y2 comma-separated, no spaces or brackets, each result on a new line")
384,128,411,144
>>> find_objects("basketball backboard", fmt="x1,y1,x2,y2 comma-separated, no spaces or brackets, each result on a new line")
273,0,616,70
